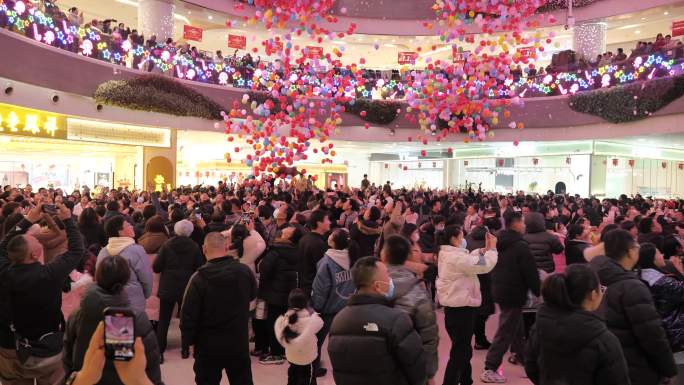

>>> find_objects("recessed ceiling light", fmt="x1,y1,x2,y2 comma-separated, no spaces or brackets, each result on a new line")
635,30,641,34
188,10,191,14
641,17,646,20
665,11,670,15
208,15,213,20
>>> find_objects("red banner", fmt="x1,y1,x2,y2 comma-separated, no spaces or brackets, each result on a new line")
306,46,324,58
182,25,203,42
228,34,246,49
398,51,418,65
517,46,536,59
265,40,284,55
673,20,684,37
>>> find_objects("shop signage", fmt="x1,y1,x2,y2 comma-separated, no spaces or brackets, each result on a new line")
265,40,283,55
517,46,536,59
182,25,203,42
673,20,684,37
0,104,67,140
306,46,324,58
228,34,246,49
398,51,418,65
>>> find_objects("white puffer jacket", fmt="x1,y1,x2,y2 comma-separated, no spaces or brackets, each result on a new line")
436,245,498,308
275,309,324,365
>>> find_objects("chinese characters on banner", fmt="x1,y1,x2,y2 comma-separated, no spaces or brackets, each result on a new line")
673,20,684,37
398,52,418,65
182,25,203,42
228,34,246,49
517,46,536,60
306,46,324,58
265,40,284,55
0,104,67,140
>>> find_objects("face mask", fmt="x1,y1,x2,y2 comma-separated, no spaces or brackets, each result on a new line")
385,278,395,300
460,238,468,248
436,225,445,231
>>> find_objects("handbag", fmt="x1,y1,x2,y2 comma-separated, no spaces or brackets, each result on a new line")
11,316,65,364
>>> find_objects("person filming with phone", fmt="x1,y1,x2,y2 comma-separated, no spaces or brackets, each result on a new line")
0,199,84,385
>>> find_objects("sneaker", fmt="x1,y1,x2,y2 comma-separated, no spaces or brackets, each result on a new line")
507,353,522,366
480,369,507,383
259,355,285,365
250,349,265,357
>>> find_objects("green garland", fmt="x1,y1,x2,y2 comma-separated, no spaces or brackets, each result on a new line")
345,99,402,125
94,75,224,120
569,75,684,123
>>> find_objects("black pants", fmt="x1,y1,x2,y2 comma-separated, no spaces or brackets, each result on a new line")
443,306,475,385
473,314,490,344
312,313,335,370
253,317,269,354
193,352,253,385
288,362,317,385
485,306,525,371
266,304,288,356
157,298,182,353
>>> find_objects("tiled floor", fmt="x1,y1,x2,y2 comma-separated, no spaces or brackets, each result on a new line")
161,309,531,385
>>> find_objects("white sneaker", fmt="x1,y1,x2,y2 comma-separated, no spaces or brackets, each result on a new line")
480,369,507,383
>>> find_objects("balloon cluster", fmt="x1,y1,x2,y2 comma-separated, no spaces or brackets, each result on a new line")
225,0,559,177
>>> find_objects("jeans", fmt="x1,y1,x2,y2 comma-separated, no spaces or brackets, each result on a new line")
443,307,475,385
193,352,253,385
288,362,317,385
157,298,182,353
312,313,335,370
266,304,288,356
484,306,525,371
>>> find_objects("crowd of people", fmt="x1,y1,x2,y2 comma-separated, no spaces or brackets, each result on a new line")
0,175,683,385
2,0,683,102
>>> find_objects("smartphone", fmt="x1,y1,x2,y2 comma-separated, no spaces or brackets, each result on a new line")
194,208,202,220
242,214,251,225
42,204,57,215
103,307,135,361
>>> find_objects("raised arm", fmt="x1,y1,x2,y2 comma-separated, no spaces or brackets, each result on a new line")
45,203,85,280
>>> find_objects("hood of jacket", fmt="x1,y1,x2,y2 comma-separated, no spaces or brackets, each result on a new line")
325,248,351,270
525,212,546,234
583,242,604,262
590,255,635,286
536,304,607,353
105,237,135,256
496,229,525,251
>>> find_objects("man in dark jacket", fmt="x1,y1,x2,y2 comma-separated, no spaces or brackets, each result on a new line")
481,211,540,384
590,229,677,385
0,202,84,384
328,256,426,385
298,210,330,298
523,211,564,273
153,220,205,362
181,232,256,385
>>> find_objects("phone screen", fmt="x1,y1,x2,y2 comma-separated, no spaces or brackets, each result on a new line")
104,310,135,361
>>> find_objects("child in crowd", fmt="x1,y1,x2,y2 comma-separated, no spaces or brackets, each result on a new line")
275,289,324,385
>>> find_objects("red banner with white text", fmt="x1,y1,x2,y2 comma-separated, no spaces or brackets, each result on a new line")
182,25,203,42
228,34,246,49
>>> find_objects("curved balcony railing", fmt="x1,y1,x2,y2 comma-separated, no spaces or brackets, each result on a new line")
2,0,683,105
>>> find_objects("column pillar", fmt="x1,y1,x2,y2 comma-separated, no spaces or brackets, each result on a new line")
138,0,175,42
589,155,607,197
573,21,607,61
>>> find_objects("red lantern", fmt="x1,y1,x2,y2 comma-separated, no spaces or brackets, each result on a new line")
532,158,539,166
679,164,684,170
497,158,504,167
565,157,571,165
384,163,388,169
464,160,469,166
662,162,668,169
612,158,618,166
628,159,635,168
403,166,408,171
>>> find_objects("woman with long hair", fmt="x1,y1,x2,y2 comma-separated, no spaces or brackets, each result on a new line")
525,264,630,385
138,215,169,254
564,223,592,265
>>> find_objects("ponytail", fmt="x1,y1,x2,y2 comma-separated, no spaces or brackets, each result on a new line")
282,288,307,343
282,311,300,343
542,264,600,310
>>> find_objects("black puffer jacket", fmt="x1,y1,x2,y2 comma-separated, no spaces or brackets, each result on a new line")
491,229,540,308
523,212,564,273
466,227,494,316
640,268,684,352
328,293,426,385
153,236,205,302
258,240,300,307
64,285,163,385
298,231,328,297
349,219,382,258
590,256,677,385
525,304,630,385
180,256,256,358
